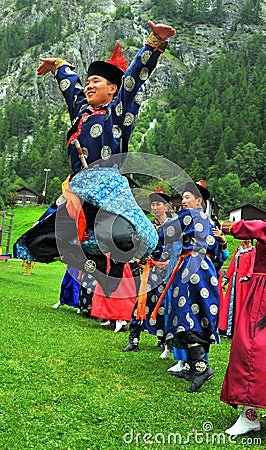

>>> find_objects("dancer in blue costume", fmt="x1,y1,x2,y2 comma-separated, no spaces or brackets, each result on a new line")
13,21,176,297
52,267,81,310
161,181,225,392
121,189,172,352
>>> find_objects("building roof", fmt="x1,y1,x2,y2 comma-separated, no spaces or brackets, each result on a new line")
15,186,43,197
228,203,266,214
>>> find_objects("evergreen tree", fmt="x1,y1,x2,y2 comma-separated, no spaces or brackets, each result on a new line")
239,0,262,25
229,142,257,187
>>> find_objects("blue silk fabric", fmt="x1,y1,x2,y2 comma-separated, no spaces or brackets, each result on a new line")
13,168,158,262
70,167,158,259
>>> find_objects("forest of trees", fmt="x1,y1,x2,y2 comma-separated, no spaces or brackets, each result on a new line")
151,0,263,25
0,0,265,217
129,33,266,215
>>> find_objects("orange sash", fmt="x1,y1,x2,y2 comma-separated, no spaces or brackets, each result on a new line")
150,251,193,321
62,175,88,244
136,259,167,320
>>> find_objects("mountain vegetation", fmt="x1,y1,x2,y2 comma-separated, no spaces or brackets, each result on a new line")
0,0,265,215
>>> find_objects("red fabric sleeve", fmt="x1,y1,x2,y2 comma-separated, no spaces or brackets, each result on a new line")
232,220,266,243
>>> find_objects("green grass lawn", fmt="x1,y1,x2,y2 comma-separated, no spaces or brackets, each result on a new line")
0,207,263,449
8,206,49,249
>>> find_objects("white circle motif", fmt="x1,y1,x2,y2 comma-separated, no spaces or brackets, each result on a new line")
191,303,200,314
210,276,218,286
123,112,135,126
141,50,152,64
173,287,179,298
84,260,96,273
101,146,112,160
206,235,215,246
156,329,164,337
178,296,186,307
134,91,144,105
195,223,204,232
75,82,83,90
210,304,218,315
115,102,123,116
200,288,209,298
139,67,149,81
105,107,111,120
190,237,197,246
124,76,135,92
66,67,74,74
112,125,122,138
186,313,194,329
166,226,175,237
190,273,200,284
166,333,174,340
90,124,103,138
59,79,71,91
183,215,192,226
200,260,209,270
182,268,189,279
173,316,178,327
158,285,164,293
82,147,89,158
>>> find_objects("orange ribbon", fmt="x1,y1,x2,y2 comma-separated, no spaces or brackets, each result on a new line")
136,259,167,320
62,175,88,244
150,251,193,321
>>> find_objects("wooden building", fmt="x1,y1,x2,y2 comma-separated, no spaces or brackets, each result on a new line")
15,187,44,206
228,203,266,221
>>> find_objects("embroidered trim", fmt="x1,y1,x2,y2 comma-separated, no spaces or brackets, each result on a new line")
145,33,168,53
67,113,89,146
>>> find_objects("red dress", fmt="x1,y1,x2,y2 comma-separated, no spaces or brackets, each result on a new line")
221,220,266,408
91,261,136,322
218,244,255,335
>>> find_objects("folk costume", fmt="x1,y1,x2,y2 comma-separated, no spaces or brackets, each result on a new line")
221,220,266,435
78,272,96,315
218,240,255,336
122,191,171,351
58,267,81,309
90,257,136,322
160,181,225,392
13,30,172,297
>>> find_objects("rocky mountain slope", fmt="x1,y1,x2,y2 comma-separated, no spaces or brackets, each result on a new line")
0,0,265,109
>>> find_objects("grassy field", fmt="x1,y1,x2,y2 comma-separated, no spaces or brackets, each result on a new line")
0,207,263,449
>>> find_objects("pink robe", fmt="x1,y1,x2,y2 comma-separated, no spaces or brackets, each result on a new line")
221,220,266,408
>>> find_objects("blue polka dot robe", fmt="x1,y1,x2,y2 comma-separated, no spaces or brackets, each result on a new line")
162,208,224,348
